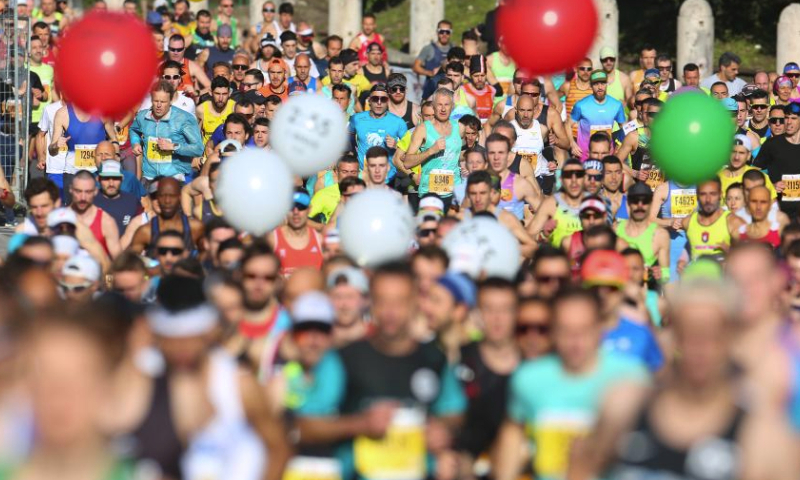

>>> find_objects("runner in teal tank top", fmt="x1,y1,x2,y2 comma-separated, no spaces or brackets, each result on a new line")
419,117,462,197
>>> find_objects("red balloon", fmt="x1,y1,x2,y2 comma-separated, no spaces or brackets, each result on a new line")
54,11,158,118
497,0,598,76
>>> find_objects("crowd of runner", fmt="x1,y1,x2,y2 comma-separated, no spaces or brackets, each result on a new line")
1,0,800,479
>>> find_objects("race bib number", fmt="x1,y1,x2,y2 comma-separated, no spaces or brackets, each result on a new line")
74,144,97,169
622,120,638,135
428,169,454,195
783,175,800,201
354,408,426,480
283,457,342,480
520,152,538,170
531,412,593,479
670,189,697,218
641,163,664,190
589,124,613,141
147,137,173,163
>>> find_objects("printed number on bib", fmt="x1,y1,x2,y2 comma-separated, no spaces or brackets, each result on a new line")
354,408,426,480
429,169,454,195
283,456,342,480
147,137,173,163
74,144,97,169
783,175,800,201
670,189,697,218
520,153,538,170
589,124,613,141
641,163,664,190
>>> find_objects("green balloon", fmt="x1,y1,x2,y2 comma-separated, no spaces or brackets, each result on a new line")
650,92,735,185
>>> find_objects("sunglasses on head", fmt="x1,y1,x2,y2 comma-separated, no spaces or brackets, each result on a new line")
562,170,585,179
232,64,248,70
370,95,389,104
521,91,541,98
516,323,550,335
770,117,786,125
157,246,185,256
162,74,181,80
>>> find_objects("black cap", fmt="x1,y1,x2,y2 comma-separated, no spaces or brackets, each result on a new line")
280,30,297,43
370,83,388,94
243,89,267,105
339,48,358,66
628,181,654,198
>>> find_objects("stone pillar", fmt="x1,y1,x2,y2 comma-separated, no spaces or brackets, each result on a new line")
778,4,800,73
410,0,444,58
189,0,208,14
677,0,714,78
587,0,618,67
329,0,362,43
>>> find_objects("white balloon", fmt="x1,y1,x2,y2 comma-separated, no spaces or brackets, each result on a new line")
216,148,293,235
339,189,415,267
270,94,349,177
442,216,521,281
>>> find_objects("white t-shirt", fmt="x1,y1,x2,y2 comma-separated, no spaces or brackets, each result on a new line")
139,92,196,115
38,100,66,174
283,55,320,79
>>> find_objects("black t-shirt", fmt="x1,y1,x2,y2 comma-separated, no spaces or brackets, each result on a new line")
453,342,511,457
205,46,235,78
753,135,800,213
94,191,142,234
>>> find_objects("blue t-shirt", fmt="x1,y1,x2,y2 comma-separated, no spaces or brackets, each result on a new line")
121,170,146,198
348,111,408,179
602,318,664,372
570,95,626,161
508,352,648,480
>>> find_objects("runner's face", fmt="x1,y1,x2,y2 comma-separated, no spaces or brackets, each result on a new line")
603,162,622,191
34,27,50,45
95,143,115,162
463,126,478,147
156,237,187,273
640,49,656,69
70,177,97,213
467,182,492,212
362,16,375,34
113,270,147,302
212,87,230,109
232,59,249,81
279,12,292,28
41,0,55,14
162,67,182,90
253,125,269,147
157,333,210,371
584,169,602,195
601,56,615,73
344,60,360,76
269,66,285,87
332,89,350,111
579,207,604,229
730,145,749,169
30,39,42,62
242,255,280,309
371,274,415,340
282,40,297,57
236,106,255,124
167,40,185,62
711,84,728,99
516,302,552,359
242,74,260,91
421,106,435,122
337,161,359,179
683,69,699,86
288,201,308,229
329,283,365,326
769,110,786,135
433,93,453,121
748,188,770,221
624,253,645,283
779,84,792,101
588,140,610,159
516,97,534,128
471,71,486,89
213,66,231,81
99,176,121,197
295,57,311,80
736,102,747,127
420,283,457,332
487,140,509,173
755,72,770,91
656,61,671,81
786,114,800,135
478,288,517,344
224,122,247,143
326,39,342,59
156,181,180,217
368,48,382,66
576,63,592,82
197,15,211,32
30,192,56,229
697,183,721,215
366,156,388,184
634,95,649,117
445,70,463,89
293,327,332,369
262,2,275,21
722,62,739,82
369,91,389,115
725,188,744,212
553,297,601,371
643,106,660,128
750,99,768,121
561,167,584,198
329,63,344,83
591,81,607,100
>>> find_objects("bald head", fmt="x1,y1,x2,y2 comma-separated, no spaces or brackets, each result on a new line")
282,268,325,309
515,94,536,128
156,177,181,218
94,141,117,167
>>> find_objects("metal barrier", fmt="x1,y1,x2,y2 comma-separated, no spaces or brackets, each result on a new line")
0,9,29,205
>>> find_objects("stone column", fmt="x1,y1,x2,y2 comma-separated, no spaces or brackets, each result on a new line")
329,0,362,44
778,4,800,73
587,0,618,67
410,0,444,58
677,0,714,78
189,0,208,14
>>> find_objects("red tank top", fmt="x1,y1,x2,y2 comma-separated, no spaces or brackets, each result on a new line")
356,32,388,65
180,58,193,91
89,208,110,255
739,224,781,249
463,83,496,121
274,226,323,276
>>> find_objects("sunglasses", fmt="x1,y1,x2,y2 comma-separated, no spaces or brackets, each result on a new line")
751,104,768,111
601,57,615,63
629,195,652,205
562,170,585,179
657,66,672,71
521,91,541,98
390,86,406,93
59,281,93,293
646,110,659,118
438,29,452,35
244,272,279,281
770,117,786,125
580,211,602,220
535,275,567,284
168,47,184,53
516,323,550,335
788,73,800,79
263,7,275,12
232,64,248,70
370,96,389,104
243,81,261,88
418,228,437,237
586,173,603,182
162,74,181,80
578,67,593,72
293,202,309,211
157,246,185,256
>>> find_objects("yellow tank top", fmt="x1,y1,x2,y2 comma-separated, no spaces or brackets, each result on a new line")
686,211,730,260
201,100,235,143
550,195,583,247
565,78,592,138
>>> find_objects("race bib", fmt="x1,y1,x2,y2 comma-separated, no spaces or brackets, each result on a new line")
354,408,426,480
74,143,97,169
783,174,800,201
641,163,664,190
283,457,342,480
589,124,613,141
622,120,638,135
147,137,173,163
519,152,538,170
670,189,697,218
531,411,593,479
428,169,454,195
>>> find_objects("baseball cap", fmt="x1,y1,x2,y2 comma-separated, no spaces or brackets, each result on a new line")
643,68,660,81
98,159,124,178
628,181,654,199
293,190,311,208
721,97,738,111
291,291,335,329
589,70,608,84
327,266,368,294
581,249,629,288
786,101,800,117
217,24,233,38
584,159,604,172
579,197,607,214
733,134,752,152
599,46,616,60
369,83,388,95
52,235,80,257
146,10,163,26
242,89,267,105
297,27,314,37
419,195,445,213
784,62,800,74
260,34,278,49
436,272,476,308
47,207,77,228
339,48,359,66
387,73,407,89
469,55,487,75
17,0,27,5
217,139,243,154
62,255,101,283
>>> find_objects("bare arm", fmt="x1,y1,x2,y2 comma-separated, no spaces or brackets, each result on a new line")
120,215,143,250
102,213,122,258
412,58,433,78
500,211,537,258
492,420,527,480
190,60,212,91
240,371,292,480
128,223,151,254
403,126,439,169
48,108,68,156
547,109,571,150
526,197,555,238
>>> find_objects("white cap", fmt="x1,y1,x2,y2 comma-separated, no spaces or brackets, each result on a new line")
47,208,77,228
61,255,101,282
327,266,368,294
98,160,124,178
291,291,335,327
52,235,80,256
419,195,445,212
734,133,752,152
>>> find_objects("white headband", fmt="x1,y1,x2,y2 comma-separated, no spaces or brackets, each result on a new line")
147,304,219,337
